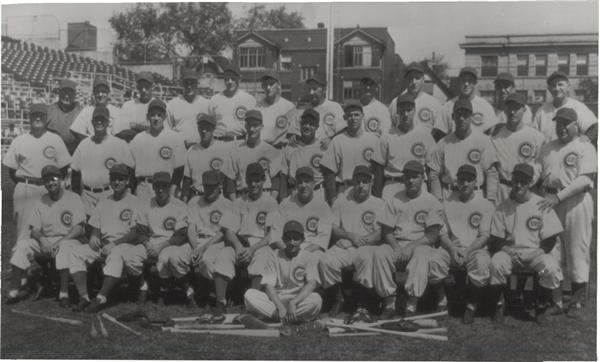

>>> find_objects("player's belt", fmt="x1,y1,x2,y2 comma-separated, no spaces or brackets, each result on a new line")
83,184,111,193
214,135,245,141
136,176,153,183
15,176,44,186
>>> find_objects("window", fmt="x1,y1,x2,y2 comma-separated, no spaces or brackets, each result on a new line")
517,55,529,76
343,80,361,100
534,90,546,103
576,54,588,75
345,46,372,67
300,67,316,81
280,52,292,71
557,54,570,74
239,47,265,69
481,56,498,77
535,55,547,76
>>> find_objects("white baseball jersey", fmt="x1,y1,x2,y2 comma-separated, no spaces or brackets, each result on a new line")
320,130,385,182
71,135,134,188
281,107,305,137
495,105,533,127
184,140,232,192
3,131,71,178
490,124,545,184
332,193,385,241
439,95,498,134
135,196,188,245
491,194,563,249
443,193,494,248
187,194,233,247
428,130,498,187
381,191,446,242
381,127,435,178
361,98,392,137
262,249,321,294
70,104,124,136
220,192,280,242
532,98,597,142
539,137,597,190
313,99,346,140
29,190,86,241
389,91,443,129
210,90,257,138
120,98,157,130
129,128,186,177
221,140,282,191
281,140,325,187
257,96,295,145
88,191,139,243
275,194,334,251
166,95,211,145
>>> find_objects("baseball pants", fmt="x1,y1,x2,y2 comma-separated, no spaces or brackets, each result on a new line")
457,247,492,287
120,244,148,276
157,244,192,279
69,243,139,278
213,244,272,280
80,188,112,217
244,288,322,322
194,242,226,280
12,182,46,240
319,244,378,289
489,249,563,289
372,243,450,298
10,237,81,271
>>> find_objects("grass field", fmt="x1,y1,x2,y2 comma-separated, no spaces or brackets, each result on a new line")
1,192,597,361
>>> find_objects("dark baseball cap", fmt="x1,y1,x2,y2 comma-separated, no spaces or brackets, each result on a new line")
553,107,577,124
404,62,425,77
353,165,372,179
403,160,424,174
301,109,319,122
59,78,77,90
396,93,416,106
261,69,279,82
152,171,171,185
295,166,314,180
41,165,61,178
244,109,263,123
181,68,198,81
93,76,110,90
494,72,515,86
148,99,166,112
504,93,527,107
223,67,241,78
306,72,327,87
197,113,216,126
458,67,478,80
512,163,534,179
547,70,569,85
246,162,265,180
457,164,477,178
453,98,473,113
283,220,304,237
92,106,110,121
344,100,363,114
202,170,223,186
29,103,47,116
109,163,129,177
136,71,154,83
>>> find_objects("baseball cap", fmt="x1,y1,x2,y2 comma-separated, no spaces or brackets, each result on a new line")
202,170,223,186
136,71,154,84
512,163,534,179
404,62,425,77
456,164,477,178
295,166,314,180
29,103,47,116
553,107,577,124
353,165,372,179
261,69,279,82
93,76,110,91
109,163,129,177
403,160,424,174
344,100,363,113
360,76,377,85
59,79,77,90
283,220,304,237
504,93,527,107
300,109,319,122
396,93,416,106
223,66,241,78
245,163,265,180
197,113,216,126
148,99,166,112
306,72,327,87
92,105,110,121
458,67,478,80
41,165,61,178
453,98,473,113
547,70,569,85
152,171,171,185
494,72,515,86
244,109,263,123
181,68,198,81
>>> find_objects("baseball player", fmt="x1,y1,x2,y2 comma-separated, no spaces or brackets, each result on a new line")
358,77,392,137
257,70,295,148
209,67,257,141
117,72,159,142
244,220,322,323
3,104,71,241
280,109,325,199
488,163,563,324
129,99,186,202
320,101,385,205
70,76,124,140
388,62,443,131
381,93,436,200
490,93,545,205
70,106,134,217
166,68,211,148
221,110,282,200
373,160,449,318
68,163,139,312
532,71,597,143
46,79,83,154
428,99,499,202
283,94,312,146
537,107,597,319
439,164,495,324
319,165,385,319
436,67,497,140
6,165,86,307
181,113,232,201
493,72,533,127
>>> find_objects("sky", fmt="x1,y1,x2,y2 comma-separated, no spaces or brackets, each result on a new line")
2,1,598,74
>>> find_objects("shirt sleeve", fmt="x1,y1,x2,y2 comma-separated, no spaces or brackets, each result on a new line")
319,138,340,174
330,198,343,228
54,137,72,168
260,250,278,287
480,137,499,171
2,139,19,169
579,141,598,175
436,101,452,134
333,103,347,134
220,200,241,232
576,102,598,133
380,199,398,228
490,209,506,239
369,136,385,166
70,108,89,135
427,142,444,173
540,208,563,240
71,195,87,226
304,253,321,285
173,134,186,168
70,144,82,171
425,200,445,229
175,203,188,230
28,203,43,231
88,201,102,229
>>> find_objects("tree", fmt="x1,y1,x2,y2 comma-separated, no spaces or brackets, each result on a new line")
110,3,234,63
234,4,304,30
424,53,451,86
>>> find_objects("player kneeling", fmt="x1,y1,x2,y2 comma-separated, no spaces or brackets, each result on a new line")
244,220,322,322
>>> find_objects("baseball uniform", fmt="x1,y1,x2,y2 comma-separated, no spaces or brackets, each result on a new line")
389,91,443,130
120,98,156,131
287,100,345,141
46,102,83,154
210,89,257,139
281,140,325,190
361,98,392,137
70,104,125,137
532,98,597,142
166,94,211,146
257,96,295,146
438,95,497,135
220,140,282,192
184,140,232,194
495,105,533,128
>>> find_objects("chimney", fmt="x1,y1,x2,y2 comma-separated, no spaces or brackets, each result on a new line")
317,22,325,28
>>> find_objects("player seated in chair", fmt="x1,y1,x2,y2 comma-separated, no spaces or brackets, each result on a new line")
488,163,564,324
244,220,322,323
6,165,86,307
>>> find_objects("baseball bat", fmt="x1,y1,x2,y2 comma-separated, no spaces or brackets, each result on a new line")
329,331,380,337
11,309,83,326
168,327,280,337
327,322,448,341
411,319,439,328
328,327,446,335
90,319,99,338
98,315,109,337
102,313,142,336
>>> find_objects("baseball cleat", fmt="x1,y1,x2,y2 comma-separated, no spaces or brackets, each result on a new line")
72,299,90,312
462,306,475,325
566,303,584,320
379,307,396,321
536,304,563,325
84,299,105,313
5,290,29,305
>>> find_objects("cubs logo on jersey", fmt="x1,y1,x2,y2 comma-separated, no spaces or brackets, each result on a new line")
61,211,73,226
526,215,542,231
256,211,267,226
366,118,380,132
363,148,374,162
276,116,288,129
469,212,482,229
105,157,117,170
519,142,534,159
472,112,484,126
564,152,578,167
293,266,306,282
163,217,176,231
323,113,335,127
119,208,132,222
362,211,375,226
43,146,56,159
411,142,426,158
159,146,173,160
310,154,322,169
414,210,428,225
306,217,319,233
210,210,222,225
418,108,432,123
234,106,247,121
467,149,482,164
210,158,223,170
